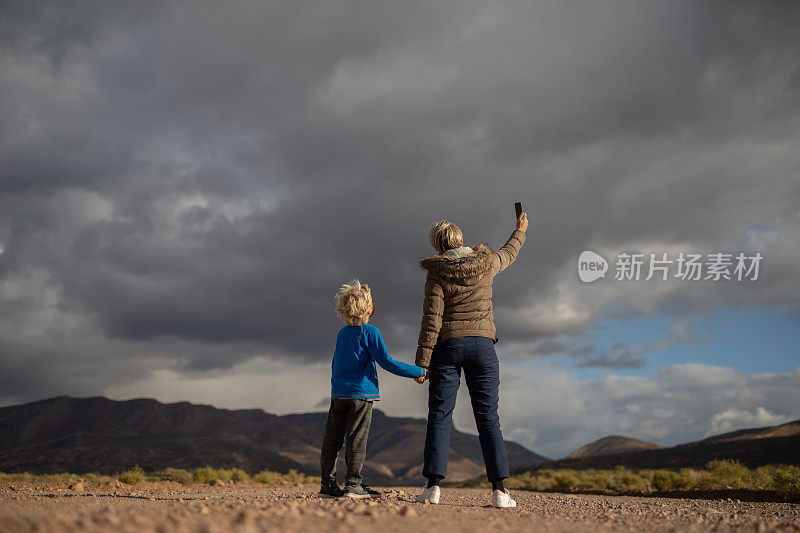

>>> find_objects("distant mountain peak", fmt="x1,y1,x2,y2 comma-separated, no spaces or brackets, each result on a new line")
564,435,662,459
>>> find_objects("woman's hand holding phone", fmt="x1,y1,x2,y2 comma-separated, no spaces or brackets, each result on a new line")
516,211,528,232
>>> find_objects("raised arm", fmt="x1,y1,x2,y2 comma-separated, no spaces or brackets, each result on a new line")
366,327,425,379
415,272,444,368
492,212,528,275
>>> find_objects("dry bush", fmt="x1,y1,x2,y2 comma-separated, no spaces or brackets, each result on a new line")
118,467,146,485
253,470,278,484
774,465,800,498
701,460,751,489
152,468,193,485
192,467,227,483
230,468,250,483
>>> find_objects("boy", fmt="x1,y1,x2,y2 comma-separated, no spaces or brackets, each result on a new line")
319,279,426,499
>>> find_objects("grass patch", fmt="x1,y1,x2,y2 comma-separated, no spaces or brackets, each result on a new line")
499,460,800,499
0,467,315,486
253,469,314,485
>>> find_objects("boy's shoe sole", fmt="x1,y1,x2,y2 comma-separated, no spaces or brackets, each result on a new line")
317,492,341,499
345,492,373,499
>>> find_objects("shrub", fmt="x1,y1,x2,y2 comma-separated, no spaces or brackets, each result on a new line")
118,467,146,485
494,462,800,497
677,468,701,490
552,471,579,492
703,460,751,489
651,469,681,491
774,466,800,499
192,467,222,484
283,469,310,483
230,468,250,483
594,471,613,490
620,471,649,491
253,470,278,485
153,468,193,486
0,472,36,482
216,469,234,482
752,465,778,489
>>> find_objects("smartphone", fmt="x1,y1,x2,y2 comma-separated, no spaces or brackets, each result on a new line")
515,202,524,219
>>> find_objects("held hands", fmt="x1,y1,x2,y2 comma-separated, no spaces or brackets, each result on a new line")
516,211,528,233
414,369,428,384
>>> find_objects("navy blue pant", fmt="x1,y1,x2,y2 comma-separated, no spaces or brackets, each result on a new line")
422,336,509,482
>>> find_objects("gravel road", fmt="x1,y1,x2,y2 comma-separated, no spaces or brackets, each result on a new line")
1,480,798,532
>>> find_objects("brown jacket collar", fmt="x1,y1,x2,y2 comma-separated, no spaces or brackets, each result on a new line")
418,243,493,280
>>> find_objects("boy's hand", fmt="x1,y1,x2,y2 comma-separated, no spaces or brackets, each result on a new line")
414,369,427,384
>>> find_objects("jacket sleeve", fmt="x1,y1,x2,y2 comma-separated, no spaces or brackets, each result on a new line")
415,272,444,368
366,327,425,379
492,229,526,275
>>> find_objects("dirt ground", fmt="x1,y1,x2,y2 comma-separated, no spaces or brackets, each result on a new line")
1,480,799,533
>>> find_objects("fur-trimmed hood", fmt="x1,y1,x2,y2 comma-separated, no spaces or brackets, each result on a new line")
418,243,494,281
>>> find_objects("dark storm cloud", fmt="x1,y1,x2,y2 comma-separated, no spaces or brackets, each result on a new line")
577,343,646,369
1,1,800,403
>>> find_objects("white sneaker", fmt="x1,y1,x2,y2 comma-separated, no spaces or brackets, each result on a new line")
415,485,441,504
491,489,516,508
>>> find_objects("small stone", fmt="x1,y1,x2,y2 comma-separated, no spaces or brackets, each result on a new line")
200,506,210,515
211,479,225,487
399,506,417,517
69,482,85,491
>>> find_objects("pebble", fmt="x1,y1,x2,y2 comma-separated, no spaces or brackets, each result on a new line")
399,506,417,517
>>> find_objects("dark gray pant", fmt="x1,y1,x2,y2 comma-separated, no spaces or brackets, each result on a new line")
320,398,373,487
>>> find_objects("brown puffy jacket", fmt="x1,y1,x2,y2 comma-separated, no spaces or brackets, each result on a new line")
414,229,526,368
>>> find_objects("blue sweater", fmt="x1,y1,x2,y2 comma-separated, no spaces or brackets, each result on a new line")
331,323,425,400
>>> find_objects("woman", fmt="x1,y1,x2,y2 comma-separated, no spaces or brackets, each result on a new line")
414,211,528,508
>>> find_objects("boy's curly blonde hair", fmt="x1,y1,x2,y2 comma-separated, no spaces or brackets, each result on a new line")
335,278,373,325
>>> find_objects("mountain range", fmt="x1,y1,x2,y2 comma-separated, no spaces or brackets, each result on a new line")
2,396,797,484
524,419,800,473
0,396,548,485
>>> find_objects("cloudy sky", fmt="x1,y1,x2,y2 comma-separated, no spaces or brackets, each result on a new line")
1,1,800,459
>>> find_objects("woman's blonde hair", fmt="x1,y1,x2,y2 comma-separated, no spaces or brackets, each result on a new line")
429,220,463,254
335,278,373,325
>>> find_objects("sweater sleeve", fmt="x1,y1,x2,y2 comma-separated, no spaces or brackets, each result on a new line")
492,229,526,275
366,327,425,379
